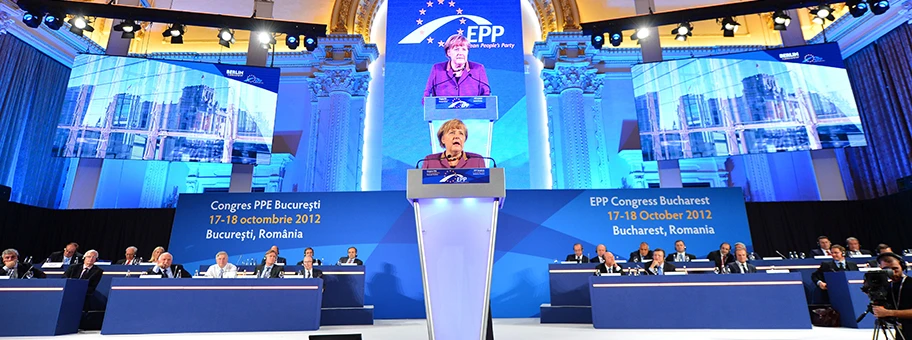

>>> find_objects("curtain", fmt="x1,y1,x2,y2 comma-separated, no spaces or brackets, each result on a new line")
843,24,912,199
0,34,71,208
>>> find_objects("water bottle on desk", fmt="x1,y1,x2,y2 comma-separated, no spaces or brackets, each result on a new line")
194,270,199,277
799,252,806,259
125,270,131,277
713,267,720,274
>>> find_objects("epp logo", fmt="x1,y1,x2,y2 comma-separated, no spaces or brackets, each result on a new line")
244,74,263,84
440,173,469,183
398,15,504,44
802,54,825,64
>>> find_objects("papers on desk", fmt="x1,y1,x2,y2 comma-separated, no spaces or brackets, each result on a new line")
139,275,160,279
599,273,621,277
41,262,63,269
814,255,833,260
283,275,305,279
664,272,686,276
95,262,112,266
0,276,8,280
850,255,872,258
689,259,710,263
560,261,584,265
762,257,784,261
766,269,790,274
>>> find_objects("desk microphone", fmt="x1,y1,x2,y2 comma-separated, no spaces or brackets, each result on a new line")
415,156,441,169
18,264,35,279
466,154,497,168
775,250,787,259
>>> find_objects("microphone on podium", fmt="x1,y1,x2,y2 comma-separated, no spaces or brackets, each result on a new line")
466,154,497,168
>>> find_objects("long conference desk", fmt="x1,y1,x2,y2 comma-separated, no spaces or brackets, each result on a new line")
39,264,372,326
101,278,323,334
543,256,900,324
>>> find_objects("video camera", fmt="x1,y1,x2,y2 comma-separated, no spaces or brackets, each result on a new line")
862,269,897,310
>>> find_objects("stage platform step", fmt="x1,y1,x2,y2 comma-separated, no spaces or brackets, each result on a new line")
540,304,591,324
321,305,374,326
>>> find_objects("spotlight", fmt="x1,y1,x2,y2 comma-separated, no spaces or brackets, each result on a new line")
113,20,142,39
608,31,623,47
590,33,604,49
285,34,300,50
671,22,693,41
21,11,42,28
870,0,889,15
846,0,869,17
303,36,318,51
67,15,94,36
720,17,740,37
630,27,650,42
217,28,234,48
162,24,185,44
43,12,63,30
811,5,836,25
772,10,791,31
256,32,276,49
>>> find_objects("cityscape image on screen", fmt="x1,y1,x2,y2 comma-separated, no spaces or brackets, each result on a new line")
632,44,867,162
53,54,279,165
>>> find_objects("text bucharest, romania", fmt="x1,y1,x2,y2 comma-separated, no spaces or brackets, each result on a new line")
590,195,716,237
204,199,322,241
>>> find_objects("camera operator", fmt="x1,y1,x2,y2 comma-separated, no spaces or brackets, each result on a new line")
872,252,912,339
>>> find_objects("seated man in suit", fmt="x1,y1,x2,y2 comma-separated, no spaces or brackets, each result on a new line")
260,245,287,266
812,244,859,290
845,237,872,257
810,236,832,257
339,247,364,265
64,249,104,295
296,247,323,266
629,242,653,263
47,242,82,265
116,246,140,265
565,243,588,263
666,240,696,263
590,244,607,264
645,249,675,275
145,252,191,278
595,252,625,275
255,250,284,278
1,248,46,279
726,248,758,274
297,256,323,279
707,242,734,269
205,251,238,278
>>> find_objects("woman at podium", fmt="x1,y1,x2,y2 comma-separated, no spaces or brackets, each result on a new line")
423,34,491,99
422,119,486,169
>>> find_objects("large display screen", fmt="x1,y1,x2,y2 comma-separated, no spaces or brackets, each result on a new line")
53,54,280,165
632,43,866,162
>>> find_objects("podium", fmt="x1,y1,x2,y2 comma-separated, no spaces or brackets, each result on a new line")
424,96,499,157
407,168,505,340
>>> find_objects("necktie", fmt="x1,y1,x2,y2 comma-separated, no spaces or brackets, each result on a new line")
838,262,844,270
263,267,270,278
657,266,663,275
348,258,353,264
218,269,224,278
306,270,311,278
741,264,747,273
80,267,89,279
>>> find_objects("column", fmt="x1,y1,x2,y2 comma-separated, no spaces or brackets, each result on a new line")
539,59,609,189
67,0,139,208
303,35,377,192
229,0,274,192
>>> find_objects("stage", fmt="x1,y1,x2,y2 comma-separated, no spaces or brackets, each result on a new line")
14,319,875,340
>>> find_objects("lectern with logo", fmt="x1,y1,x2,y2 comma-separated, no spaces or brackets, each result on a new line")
424,96,498,157
407,168,505,340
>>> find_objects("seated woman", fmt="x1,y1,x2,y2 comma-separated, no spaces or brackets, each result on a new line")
149,246,165,263
422,119,486,169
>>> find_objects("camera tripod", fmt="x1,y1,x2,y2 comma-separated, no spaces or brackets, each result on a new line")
858,304,906,340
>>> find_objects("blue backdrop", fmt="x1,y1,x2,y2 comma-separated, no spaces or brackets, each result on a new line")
168,187,751,318
382,0,529,190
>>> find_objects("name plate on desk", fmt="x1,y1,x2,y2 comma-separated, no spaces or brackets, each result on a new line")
42,262,63,269
664,272,687,276
690,259,710,263
0,276,8,280
95,262,112,266
763,257,784,261
422,169,490,184
814,255,833,259
434,97,487,110
283,275,305,279
850,255,872,258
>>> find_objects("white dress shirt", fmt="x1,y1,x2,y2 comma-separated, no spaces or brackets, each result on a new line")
303,269,314,278
206,263,238,278
675,252,689,262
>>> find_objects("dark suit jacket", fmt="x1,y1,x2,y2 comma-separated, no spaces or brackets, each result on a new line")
595,263,625,275
260,256,288,266
666,253,697,262
296,259,323,266
565,254,589,263
115,258,140,265
254,264,285,278
812,260,859,284
589,256,606,264
847,249,873,257
810,249,834,257
707,250,735,268
145,264,191,278
0,264,47,279
338,257,364,265
297,268,323,278
726,261,758,274
64,265,104,294
644,262,676,275
47,251,83,265
629,251,653,263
